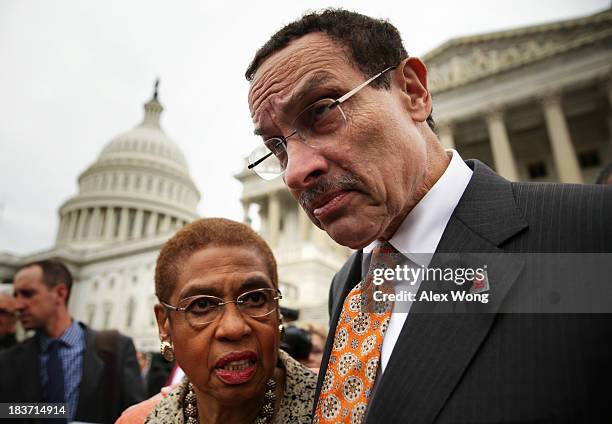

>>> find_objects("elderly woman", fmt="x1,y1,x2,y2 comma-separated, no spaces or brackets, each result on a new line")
119,218,316,424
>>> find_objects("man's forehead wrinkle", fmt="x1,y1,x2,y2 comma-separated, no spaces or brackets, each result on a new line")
249,71,293,122
252,102,285,138
250,36,340,111
287,72,337,111
251,62,339,128
249,49,300,111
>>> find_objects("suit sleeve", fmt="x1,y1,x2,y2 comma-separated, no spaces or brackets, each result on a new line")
117,335,146,414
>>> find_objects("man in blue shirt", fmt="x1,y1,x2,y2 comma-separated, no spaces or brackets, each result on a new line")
0,260,144,423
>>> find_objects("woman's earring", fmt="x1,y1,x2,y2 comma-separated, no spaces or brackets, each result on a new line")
278,314,285,336
160,340,174,362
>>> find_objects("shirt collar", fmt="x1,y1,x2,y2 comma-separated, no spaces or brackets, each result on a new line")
364,149,473,266
38,320,83,351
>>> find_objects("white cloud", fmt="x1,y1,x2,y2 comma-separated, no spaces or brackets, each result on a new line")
0,0,608,253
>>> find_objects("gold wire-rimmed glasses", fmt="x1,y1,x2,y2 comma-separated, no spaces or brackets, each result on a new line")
161,287,282,328
247,65,397,180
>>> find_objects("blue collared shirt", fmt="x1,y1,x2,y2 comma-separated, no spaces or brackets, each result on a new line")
38,320,85,421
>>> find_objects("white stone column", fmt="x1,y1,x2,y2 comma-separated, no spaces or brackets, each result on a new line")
241,200,251,225
486,106,519,181
131,209,144,238
297,206,311,242
267,192,280,247
104,207,116,240
542,92,583,183
75,209,88,240
313,225,329,247
437,120,456,150
160,214,172,233
128,173,136,192
117,207,129,241
65,210,77,240
90,207,101,239
146,212,158,236
56,214,67,244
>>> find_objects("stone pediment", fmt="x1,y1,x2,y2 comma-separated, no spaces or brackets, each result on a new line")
423,8,612,93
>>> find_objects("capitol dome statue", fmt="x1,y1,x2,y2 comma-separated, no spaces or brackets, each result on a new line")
55,81,200,249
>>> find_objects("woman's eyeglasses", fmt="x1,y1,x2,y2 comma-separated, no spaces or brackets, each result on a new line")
161,288,282,327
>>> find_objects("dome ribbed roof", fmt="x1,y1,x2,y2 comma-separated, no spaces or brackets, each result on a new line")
98,94,189,174
55,82,200,249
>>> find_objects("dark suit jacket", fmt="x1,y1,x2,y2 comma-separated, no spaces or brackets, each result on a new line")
316,160,612,423
0,322,145,424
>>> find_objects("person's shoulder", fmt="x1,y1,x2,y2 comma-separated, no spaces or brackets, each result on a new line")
507,181,611,250
82,323,136,348
276,350,317,424
116,394,163,424
510,181,612,225
279,349,317,398
145,379,187,423
0,336,36,358
511,180,611,205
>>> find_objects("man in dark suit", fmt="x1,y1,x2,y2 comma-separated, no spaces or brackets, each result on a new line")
245,9,612,423
0,260,144,423
0,292,18,351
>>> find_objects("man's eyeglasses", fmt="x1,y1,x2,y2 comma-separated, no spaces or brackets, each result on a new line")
161,288,282,328
247,65,397,180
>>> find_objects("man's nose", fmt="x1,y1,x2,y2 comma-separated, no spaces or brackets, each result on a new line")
283,140,329,191
13,298,26,311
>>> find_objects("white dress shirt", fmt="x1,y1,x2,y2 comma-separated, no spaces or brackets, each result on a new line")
362,149,473,374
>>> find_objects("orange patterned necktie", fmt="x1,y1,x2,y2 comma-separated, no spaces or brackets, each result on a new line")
314,241,400,424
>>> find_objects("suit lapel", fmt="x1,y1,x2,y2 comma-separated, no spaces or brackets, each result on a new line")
20,338,44,401
365,160,528,424
75,327,103,417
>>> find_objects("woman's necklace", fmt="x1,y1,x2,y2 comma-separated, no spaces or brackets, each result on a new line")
183,379,277,424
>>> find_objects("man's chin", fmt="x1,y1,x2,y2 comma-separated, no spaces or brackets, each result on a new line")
322,218,379,250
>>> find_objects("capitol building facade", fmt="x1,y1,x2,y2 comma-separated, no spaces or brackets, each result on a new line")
0,87,202,351
1,8,610,351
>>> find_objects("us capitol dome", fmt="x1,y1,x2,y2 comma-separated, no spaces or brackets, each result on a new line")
0,82,201,350
56,82,200,248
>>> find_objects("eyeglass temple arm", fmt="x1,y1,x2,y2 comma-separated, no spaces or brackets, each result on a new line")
248,130,297,169
248,152,272,169
161,301,185,312
331,65,397,109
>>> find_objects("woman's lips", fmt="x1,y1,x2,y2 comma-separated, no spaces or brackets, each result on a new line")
312,191,350,220
214,351,258,385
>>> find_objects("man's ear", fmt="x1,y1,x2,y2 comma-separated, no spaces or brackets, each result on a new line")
54,284,69,305
395,57,432,123
154,304,171,342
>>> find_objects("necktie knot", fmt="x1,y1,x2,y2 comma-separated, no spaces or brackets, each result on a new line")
47,339,62,352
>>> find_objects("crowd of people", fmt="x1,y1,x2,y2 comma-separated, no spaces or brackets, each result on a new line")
1,7,611,424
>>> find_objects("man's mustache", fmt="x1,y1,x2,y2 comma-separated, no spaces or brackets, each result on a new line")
299,173,364,210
